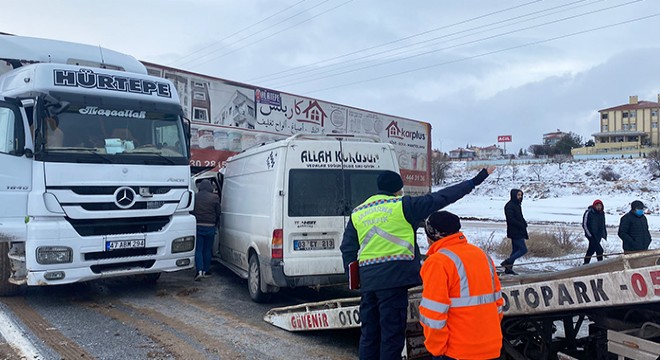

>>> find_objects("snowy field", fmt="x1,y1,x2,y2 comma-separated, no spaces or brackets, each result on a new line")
416,158,660,271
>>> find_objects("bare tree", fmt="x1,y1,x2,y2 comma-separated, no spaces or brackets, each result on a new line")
529,163,543,181
431,150,452,185
510,162,519,181
494,166,507,183
647,150,660,177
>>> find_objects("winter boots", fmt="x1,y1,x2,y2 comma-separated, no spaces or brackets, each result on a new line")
500,260,518,275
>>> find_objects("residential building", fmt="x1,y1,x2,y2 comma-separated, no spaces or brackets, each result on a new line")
572,95,660,158
467,144,504,159
448,147,476,160
543,130,568,145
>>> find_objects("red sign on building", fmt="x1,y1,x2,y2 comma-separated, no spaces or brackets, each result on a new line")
498,135,512,142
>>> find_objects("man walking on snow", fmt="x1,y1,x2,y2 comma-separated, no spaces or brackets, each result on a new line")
501,189,527,275
582,199,607,264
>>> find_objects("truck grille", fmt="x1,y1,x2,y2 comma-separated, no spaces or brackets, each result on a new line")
66,216,170,236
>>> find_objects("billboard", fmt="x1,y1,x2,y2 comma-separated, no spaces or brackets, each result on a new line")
143,63,432,194
498,135,512,142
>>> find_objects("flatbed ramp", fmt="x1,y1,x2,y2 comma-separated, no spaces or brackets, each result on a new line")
264,250,660,358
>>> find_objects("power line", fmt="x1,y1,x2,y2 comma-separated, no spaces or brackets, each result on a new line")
167,0,308,66
179,0,353,69
302,13,660,95
263,0,602,86
247,0,543,83
274,0,643,89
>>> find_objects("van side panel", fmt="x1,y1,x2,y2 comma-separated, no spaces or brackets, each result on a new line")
220,146,283,273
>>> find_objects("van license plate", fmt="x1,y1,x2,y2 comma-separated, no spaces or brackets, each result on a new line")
106,239,146,251
293,239,334,251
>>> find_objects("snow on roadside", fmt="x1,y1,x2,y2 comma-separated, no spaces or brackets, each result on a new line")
416,158,660,271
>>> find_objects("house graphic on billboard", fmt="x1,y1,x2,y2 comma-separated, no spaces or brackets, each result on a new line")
386,121,403,139
300,100,327,127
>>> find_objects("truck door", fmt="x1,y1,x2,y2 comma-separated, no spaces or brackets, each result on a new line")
0,99,32,243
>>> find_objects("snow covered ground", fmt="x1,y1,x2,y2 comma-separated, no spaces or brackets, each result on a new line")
416,158,660,271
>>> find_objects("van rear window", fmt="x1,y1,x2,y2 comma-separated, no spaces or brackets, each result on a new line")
288,169,381,217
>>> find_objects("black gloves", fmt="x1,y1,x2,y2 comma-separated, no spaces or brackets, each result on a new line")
471,168,489,186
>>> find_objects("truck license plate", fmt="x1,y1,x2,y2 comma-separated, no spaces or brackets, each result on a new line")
293,239,334,251
106,239,146,251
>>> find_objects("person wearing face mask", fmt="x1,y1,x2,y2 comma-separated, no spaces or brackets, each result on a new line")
582,199,607,264
501,189,527,275
341,167,495,360
618,200,652,253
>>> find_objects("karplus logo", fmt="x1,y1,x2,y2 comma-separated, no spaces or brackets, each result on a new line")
385,121,426,141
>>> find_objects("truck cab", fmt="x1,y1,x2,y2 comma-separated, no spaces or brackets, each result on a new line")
0,35,196,295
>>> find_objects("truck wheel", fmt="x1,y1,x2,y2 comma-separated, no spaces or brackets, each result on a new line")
0,243,20,297
248,253,271,303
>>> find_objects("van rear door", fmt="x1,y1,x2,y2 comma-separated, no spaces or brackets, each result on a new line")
282,139,398,278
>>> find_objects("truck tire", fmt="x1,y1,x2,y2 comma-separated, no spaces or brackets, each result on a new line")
248,253,271,303
0,243,20,297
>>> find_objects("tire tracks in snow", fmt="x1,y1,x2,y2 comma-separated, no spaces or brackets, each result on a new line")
2,297,94,360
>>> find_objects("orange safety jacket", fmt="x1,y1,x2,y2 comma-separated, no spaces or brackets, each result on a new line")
419,232,503,359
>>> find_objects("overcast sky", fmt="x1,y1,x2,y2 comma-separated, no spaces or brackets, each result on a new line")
3,0,659,153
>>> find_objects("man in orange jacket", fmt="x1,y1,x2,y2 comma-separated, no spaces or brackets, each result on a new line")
419,211,503,359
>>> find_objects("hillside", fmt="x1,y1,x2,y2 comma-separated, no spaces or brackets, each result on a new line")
423,158,660,270
441,158,660,227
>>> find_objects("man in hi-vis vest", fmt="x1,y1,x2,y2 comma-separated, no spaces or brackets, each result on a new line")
341,167,494,360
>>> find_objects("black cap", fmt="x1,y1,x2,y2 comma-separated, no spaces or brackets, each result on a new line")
631,200,646,210
425,211,461,240
377,171,404,193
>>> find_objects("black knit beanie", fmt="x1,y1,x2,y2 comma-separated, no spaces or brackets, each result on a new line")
425,211,461,240
377,171,404,193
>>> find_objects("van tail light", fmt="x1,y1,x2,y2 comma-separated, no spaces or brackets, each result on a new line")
272,229,283,259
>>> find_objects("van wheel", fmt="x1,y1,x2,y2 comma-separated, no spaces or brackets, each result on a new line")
0,243,20,297
248,254,271,303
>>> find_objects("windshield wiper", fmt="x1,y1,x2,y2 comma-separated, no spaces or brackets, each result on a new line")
130,151,178,165
51,148,114,164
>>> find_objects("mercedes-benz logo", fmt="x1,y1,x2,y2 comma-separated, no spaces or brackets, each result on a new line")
114,186,136,209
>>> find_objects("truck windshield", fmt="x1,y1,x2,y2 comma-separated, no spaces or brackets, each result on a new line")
288,169,381,217
37,99,188,165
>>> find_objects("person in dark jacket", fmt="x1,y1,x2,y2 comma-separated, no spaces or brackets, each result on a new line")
618,200,652,253
582,199,607,264
501,189,528,275
341,166,494,360
192,180,220,281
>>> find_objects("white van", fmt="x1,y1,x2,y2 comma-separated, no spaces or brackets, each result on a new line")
219,134,399,301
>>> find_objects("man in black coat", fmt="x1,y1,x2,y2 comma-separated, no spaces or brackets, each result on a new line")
582,199,607,264
501,189,528,275
618,200,652,253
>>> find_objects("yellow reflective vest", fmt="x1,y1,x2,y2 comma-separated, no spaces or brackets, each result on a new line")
351,194,415,266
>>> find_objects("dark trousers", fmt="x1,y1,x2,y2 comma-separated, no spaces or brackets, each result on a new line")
359,286,408,360
195,225,215,272
505,238,528,265
584,237,604,264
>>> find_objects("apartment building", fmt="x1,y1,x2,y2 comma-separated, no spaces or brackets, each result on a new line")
572,95,660,157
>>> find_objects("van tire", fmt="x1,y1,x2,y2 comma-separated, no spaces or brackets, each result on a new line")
0,243,20,297
248,254,271,303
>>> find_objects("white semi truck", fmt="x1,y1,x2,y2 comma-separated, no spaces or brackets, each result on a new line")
0,35,197,295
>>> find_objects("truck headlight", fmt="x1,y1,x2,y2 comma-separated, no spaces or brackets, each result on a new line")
172,236,195,253
36,246,73,264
